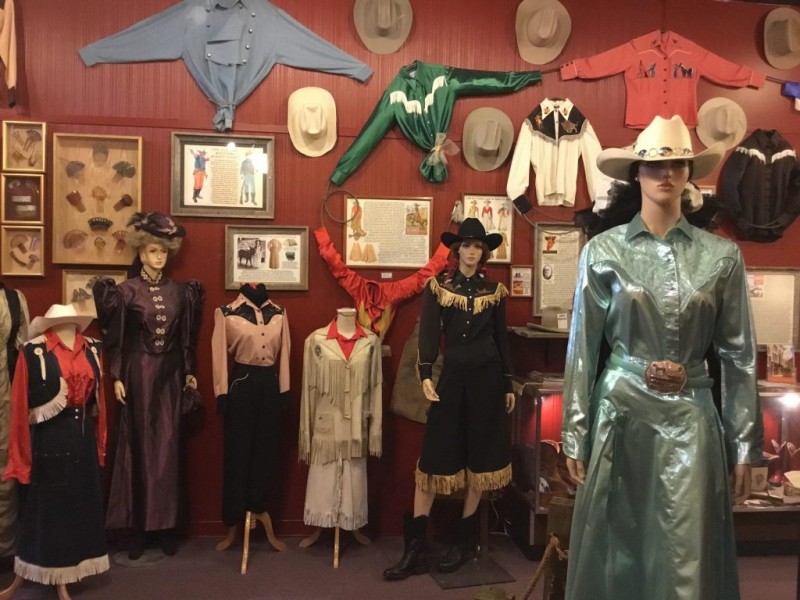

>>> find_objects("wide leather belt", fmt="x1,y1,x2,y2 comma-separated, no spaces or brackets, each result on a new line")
608,352,712,394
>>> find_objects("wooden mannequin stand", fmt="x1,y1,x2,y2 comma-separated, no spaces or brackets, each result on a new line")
298,526,371,568
215,511,287,574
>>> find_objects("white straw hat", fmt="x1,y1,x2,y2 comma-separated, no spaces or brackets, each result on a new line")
29,304,94,339
287,87,337,158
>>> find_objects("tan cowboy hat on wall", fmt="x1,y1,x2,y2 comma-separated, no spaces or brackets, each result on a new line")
287,87,337,157
462,107,514,172
353,0,413,55
29,304,94,339
765,7,800,70
696,98,747,151
596,115,725,181
515,0,571,65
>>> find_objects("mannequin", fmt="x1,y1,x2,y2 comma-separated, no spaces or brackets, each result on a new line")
1,305,108,600
93,212,204,560
211,282,290,568
299,308,382,566
0,281,28,557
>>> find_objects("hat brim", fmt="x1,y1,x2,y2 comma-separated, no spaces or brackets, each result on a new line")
765,8,800,70
288,88,337,157
696,98,747,151
353,0,413,55
596,143,725,181
515,0,572,65
29,315,94,340
441,231,504,251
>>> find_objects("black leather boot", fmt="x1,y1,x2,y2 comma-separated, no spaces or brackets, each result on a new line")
383,513,429,581
437,512,479,573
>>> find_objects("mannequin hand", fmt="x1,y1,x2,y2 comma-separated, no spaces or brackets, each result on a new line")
113,380,126,405
185,374,197,389
733,463,752,505
505,393,516,413
566,457,586,485
421,379,439,402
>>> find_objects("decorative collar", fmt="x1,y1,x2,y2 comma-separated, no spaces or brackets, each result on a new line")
140,268,163,285
625,212,695,242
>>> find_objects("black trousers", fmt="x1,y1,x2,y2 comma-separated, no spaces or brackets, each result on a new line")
222,363,285,526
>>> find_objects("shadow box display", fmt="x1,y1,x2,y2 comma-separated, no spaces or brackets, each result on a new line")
62,269,127,316
52,133,142,266
1,225,44,277
343,196,432,269
2,121,46,172
170,132,275,219
462,194,513,264
224,225,308,291
2,173,44,224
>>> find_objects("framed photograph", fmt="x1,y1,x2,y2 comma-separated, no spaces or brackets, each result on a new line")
2,121,46,172
533,223,585,316
62,269,127,316
746,268,800,349
463,194,513,263
2,173,44,224
510,265,533,298
171,132,274,219
52,133,143,266
1,225,44,276
343,196,432,269
224,225,308,291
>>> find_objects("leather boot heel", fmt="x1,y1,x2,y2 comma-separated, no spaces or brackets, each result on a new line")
383,514,429,581
437,512,479,573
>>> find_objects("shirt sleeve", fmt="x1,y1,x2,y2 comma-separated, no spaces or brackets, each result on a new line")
0,0,17,106
579,121,616,207
368,336,383,458
278,311,291,394
417,280,442,382
693,40,765,88
314,226,369,301
448,66,541,96
719,147,748,227
562,244,610,462
506,120,534,205
298,334,315,463
492,287,514,393
211,308,229,398
3,352,30,484
712,248,762,465
15,290,28,348
560,40,633,80
79,2,186,66
96,359,107,467
384,243,450,304
274,7,372,82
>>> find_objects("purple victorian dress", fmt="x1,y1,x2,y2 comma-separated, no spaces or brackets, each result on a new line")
94,274,204,532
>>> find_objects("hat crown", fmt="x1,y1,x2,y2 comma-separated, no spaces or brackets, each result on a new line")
457,218,489,240
528,8,559,45
300,104,326,137
375,0,398,32
42,304,81,321
632,115,694,159
477,119,502,153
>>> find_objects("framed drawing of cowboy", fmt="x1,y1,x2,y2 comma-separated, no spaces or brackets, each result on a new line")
224,225,308,291
171,132,274,219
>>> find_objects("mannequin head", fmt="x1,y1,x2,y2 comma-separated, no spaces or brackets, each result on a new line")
126,212,186,278
139,242,169,273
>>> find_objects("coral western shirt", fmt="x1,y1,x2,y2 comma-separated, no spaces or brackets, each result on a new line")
560,30,765,129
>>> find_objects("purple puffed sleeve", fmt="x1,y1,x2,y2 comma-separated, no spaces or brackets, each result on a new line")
92,278,125,381
180,280,205,376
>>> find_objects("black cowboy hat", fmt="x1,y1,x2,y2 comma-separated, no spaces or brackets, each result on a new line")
441,217,503,251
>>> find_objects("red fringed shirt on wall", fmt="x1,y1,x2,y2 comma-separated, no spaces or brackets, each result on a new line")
560,30,765,129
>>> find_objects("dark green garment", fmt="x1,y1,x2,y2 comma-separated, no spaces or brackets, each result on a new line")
330,60,541,185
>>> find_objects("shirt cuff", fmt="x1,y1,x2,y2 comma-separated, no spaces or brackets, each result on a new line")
353,64,374,82
560,61,579,80
749,71,766,88
418,363,433,382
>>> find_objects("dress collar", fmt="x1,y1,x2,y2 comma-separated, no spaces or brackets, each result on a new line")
233,293,272,311
625,212,695,242
326,318,368,341
45,330,87,355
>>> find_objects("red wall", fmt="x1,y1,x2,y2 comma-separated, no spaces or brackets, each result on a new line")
1,0,799,536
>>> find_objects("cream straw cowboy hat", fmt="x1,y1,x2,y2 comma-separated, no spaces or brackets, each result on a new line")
596,115,724,181
696,97,747,151
462,107,514,172
515,0,571,65
353,0,413,55
29,303,94,339
287,87,337,157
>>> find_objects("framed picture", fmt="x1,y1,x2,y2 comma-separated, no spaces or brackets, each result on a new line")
746,267,800,349
1,225,44,276
2,173,44,224
171,132,275,219
2,121,46,172
224,225,308,291
52,133,142,266
62,269,127,316
343,196,432,269
463,194,513,263
510,265,533,298
533,223,585,316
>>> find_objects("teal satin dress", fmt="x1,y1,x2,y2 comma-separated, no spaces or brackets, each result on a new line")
562,214,763,600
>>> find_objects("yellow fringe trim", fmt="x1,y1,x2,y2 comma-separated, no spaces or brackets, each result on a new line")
415,467,466,495
466,463,512,492
429,279,509,315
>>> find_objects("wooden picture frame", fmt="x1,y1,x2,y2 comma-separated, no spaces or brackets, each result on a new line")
1,225,44,277
62,268,127,316
343,196,433,269
533,222,585,316
746,267,800,349
52,133,142,266
1,173,44,224
463,194,513,264
510,265,533,298
171,132,275,219
2,121,46,172
224,225,308,291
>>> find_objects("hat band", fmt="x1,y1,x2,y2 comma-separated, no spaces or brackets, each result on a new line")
635,146,693,159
